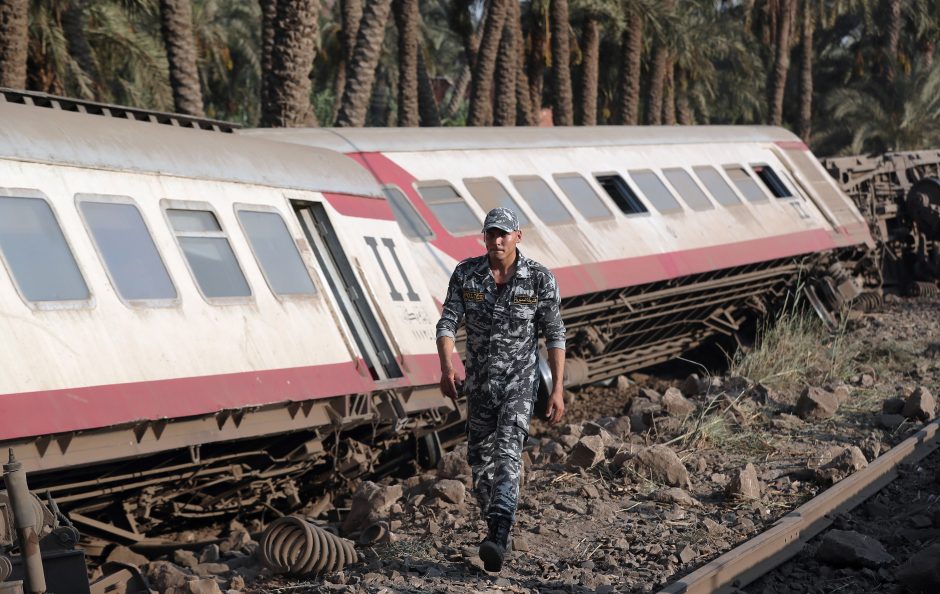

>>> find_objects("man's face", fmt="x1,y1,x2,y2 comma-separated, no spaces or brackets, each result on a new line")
484,227,521,258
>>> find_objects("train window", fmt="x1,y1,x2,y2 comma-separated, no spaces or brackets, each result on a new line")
78,199,177,303
166,208,252,299
237,209,316,296
723,166,768,202
381,186,433,240
593,174,647,215
628,170,683,214
553,174,613,220
0,194,90,303
414,182,480,235
510,176,574,225
463,178,532,227
662,168,714,211
692,166,741,206
751,164,793,198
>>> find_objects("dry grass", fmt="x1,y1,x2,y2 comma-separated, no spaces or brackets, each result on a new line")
728,293,859,394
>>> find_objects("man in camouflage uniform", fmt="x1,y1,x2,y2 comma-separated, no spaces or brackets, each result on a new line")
436,207,567,572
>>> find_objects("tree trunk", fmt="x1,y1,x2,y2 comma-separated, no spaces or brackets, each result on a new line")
578,17,600,126
662,56,676,125
160,0,205,116
676,67,692,125
332,0,363,122
261,0,320,127
443,65,470,119
394,0,419,126
416,48,441,126
336,0,393,127
512,0,535,125
61,1,97,97
550,0,573,125
798,1,814,141
768,0,795,126
885,0,902,81
0,0,28,89
468,0,509,126
494,7,517,126
616,12,643,125
527,13,548,122
647,44,667,125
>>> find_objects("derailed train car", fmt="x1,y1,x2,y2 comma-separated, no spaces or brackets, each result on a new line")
0,97,458,540
245,127,874,382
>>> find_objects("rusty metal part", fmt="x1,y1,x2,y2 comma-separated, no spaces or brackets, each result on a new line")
0,493,53,549
854,290,883,312
259,516,358,576
908,280,939,297
89,562,153,594
2,451,46,594
0,582,23,594
0,555,11,581
659,417,940,594
358,521,389,545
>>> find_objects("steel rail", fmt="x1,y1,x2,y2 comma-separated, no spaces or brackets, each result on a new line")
658,417,940,594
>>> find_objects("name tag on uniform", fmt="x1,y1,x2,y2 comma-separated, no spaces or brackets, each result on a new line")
464,290,486,302
513,295,537,305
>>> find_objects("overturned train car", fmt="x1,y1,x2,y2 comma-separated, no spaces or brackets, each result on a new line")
245,126,874,382
0,98,457,541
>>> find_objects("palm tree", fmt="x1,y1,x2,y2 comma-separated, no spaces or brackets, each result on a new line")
332,0,363,122
336,0,393,126
394,0,420,126
798,0,814,140
494,2,518,125
820,58,940,154
524,0,550,122
615,6,644,125
416,47,441,125
768,0,796,126
159,0,205,115
468,0,509,126
550,0,574,125
646,0,675,125
261,0,320,127
0,0,28,88
571,0,622,125
884,0,903,80
512,0,537,125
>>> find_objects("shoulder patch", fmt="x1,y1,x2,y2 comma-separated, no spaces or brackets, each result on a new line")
463,290,486,302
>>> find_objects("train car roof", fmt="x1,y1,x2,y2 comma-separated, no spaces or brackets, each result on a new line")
0,101,382,197
239,125,805,153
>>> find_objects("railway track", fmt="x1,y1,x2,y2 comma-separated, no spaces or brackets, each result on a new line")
659,417,940,594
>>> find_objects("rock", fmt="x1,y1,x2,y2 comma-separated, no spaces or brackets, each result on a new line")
771,413,804,431
605,416,632,438
615,375,633,392
429,479,465,505
199,544,220,564
897,543,940,591
145,561,192,590
816,529,894,568
105,545,148,568
540,439,567,463
860,373,875,387
727,463,762,500
882,398,905,414
194,563,230,577
795,386,840,420
877,413,905,430
219,520,253,554
342,481,403,533
681,374,708,397
817,446,868,484
639,388,662,402
180,579,224,594
174,549,199,569
629,414,648,434
567,435,606,469
662,388,696,417
581,484,601,499
436,445,471,479
558,434,580,450
581,422,619,446
560,423,583,438
677,544,696,564
627,397,661,418
632,445,690,488
903,387,936,422
702,517,730,536
830,383,851,404
650,488,700,507
556,500,587,515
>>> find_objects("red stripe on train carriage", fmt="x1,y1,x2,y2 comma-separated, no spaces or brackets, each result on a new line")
774,140,811,151
0,353,445,442
322,192,396,220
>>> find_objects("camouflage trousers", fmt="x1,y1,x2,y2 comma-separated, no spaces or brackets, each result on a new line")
466,391,534,524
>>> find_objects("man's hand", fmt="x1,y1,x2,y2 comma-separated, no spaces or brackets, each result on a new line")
440,368,460,400
545,387,565,424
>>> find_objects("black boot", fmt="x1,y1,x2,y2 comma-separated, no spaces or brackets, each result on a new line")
479,515,512,572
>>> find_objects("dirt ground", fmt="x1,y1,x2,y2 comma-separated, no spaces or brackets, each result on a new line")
134,294,940,594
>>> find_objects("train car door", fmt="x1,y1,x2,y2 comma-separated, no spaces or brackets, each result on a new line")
294,201,404,381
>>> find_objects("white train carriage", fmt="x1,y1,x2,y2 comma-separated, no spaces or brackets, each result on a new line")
244,126,873,382
0,100,452,532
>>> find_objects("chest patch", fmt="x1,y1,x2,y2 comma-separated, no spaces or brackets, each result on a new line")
513,295,538,305
463,290,486,302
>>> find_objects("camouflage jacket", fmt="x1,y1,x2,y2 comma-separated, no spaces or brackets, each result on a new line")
436,251,566,402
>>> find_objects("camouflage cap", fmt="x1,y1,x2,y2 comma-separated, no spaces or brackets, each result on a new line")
482,207,520,233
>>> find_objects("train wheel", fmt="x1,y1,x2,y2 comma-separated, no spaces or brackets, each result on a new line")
416,431,442,470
